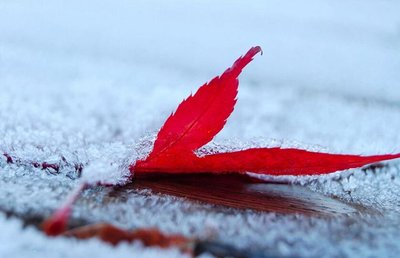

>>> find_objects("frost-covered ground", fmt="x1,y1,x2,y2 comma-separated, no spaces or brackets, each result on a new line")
1,0,400,257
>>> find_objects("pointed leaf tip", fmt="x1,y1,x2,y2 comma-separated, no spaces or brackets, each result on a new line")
228,46,262,78
250,46,263,56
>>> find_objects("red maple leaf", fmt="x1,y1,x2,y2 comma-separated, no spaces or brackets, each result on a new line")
43,46,400,236
132,46,400,176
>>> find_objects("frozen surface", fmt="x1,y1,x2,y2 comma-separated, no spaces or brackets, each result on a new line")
1,0,400,257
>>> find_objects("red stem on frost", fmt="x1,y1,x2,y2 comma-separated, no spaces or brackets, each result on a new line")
42,183,88,236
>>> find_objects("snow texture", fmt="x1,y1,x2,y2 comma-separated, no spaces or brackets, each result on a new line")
1,0,400,257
